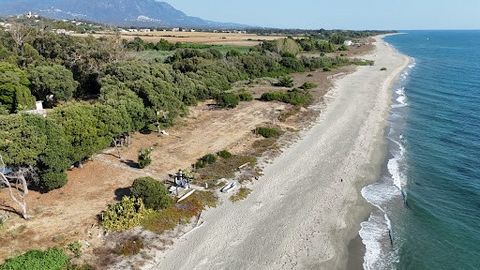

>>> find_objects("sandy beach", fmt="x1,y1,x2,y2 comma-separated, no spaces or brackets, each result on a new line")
138,36,409,270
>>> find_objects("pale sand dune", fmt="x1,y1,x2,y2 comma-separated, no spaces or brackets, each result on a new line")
143,37,409,270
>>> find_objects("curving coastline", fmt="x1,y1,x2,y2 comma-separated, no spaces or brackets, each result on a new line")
140,36,410,270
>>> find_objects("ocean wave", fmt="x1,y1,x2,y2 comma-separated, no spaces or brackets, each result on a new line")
360,183,401,270
387,139,407,191
360,54,413,270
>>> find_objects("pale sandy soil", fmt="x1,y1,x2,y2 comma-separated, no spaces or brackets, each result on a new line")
139,37,409,270
73,31,287,46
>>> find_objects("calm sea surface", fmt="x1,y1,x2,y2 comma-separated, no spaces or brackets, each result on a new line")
360,31,480,270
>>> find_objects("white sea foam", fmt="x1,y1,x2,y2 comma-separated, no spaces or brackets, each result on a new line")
387,139,406,191
360,54,414,270
360,183,401,270
360,214,385,270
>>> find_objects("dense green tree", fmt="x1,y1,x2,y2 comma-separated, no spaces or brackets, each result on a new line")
0,114,47,167
29,64,78,105
51,103,102,163
0,62,35,113
131,177,172,210
329,33,346,45
99,76,146,131
31,117,71,191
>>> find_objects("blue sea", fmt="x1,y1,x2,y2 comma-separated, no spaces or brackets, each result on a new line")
359,31,480,270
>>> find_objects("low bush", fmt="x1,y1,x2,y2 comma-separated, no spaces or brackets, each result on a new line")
217,150,233,159
286,88,313,106
238,91,253,102
67,241,82,258
131,177,173,211
275,76,294,87
195,153,217,169
101,196,154,232
0,248,69,270
255,127,282,138
380,67,387,71
39,171,68,192
299,82,318,90
216,93,240,108
260,91,286,102
323,67,332,72
138,148,152,169
260,89,313,106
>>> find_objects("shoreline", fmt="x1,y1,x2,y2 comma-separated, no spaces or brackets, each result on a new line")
346,35,411,270
113,36,409,270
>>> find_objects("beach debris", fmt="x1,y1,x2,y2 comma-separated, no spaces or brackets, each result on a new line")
221,182,236,193
238,162,250,170
177,189,196,203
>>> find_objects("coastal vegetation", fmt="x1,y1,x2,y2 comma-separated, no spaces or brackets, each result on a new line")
229,187,252,202
0,248,69,270
260,88,313,106
0,17,381,266
131,177,173,210
254,127,282,138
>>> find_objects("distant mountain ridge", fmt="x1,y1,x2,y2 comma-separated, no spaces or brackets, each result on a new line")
0,0,246,28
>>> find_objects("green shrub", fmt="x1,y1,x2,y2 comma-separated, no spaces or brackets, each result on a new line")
238,91,253,102
285,89,313,106
255,127,281,138
0,248,69,270
195,153,217,169
131,177,173,210
323,67,332,72
101,196,154,232
138,148,152,169
338,44,349,51
67,241,82,258
39,171,68,191
217,150,233,159
276,76,294,87
216,93,240,108
260,91,287,102
260,89,312,106
299,82,318,90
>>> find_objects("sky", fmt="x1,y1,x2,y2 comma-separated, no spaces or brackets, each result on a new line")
165,0,480,30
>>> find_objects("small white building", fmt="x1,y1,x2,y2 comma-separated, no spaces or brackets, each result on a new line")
25,101,47,117
344,40,353,46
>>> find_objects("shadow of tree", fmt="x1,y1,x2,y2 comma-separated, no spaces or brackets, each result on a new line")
120,159,139,169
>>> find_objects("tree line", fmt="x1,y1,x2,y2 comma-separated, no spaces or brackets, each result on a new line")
0,22,373,199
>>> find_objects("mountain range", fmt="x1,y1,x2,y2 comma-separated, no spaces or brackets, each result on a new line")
0,0,246,28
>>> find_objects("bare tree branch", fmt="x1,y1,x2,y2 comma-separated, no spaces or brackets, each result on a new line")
0,155,31,219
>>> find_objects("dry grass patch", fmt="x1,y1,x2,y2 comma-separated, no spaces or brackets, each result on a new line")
278,106,301,122
193,155,257,187
113,236,144,257
251,138,279,156
141,191,217,234
229,188,252,203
